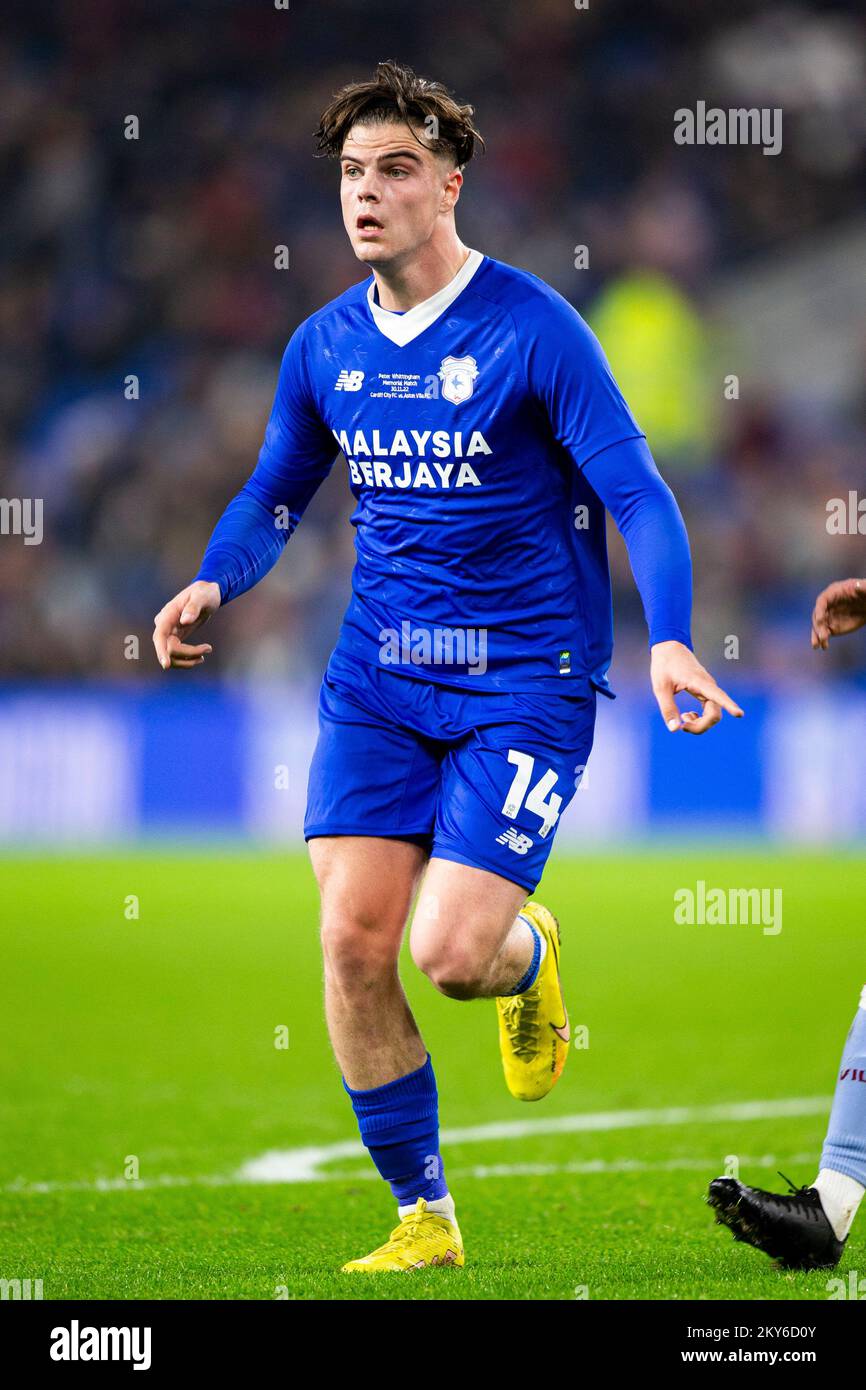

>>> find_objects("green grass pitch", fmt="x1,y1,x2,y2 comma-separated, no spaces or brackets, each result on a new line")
1,848,863,1301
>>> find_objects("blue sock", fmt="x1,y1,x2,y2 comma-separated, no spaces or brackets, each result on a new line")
343,1053,448,1204
503,918,542,995
820,989,866,1187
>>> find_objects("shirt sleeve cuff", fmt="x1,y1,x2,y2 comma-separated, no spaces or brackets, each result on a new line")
648,628,693,651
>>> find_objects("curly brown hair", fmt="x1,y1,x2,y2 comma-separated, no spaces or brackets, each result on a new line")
315,60,485,170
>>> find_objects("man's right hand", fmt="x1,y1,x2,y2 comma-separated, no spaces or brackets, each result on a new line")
811,578,866,650
153,580,221,670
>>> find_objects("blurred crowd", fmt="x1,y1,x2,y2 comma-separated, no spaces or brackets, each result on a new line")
0,0,865,686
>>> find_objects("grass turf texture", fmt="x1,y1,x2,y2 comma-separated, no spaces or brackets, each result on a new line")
1,848,863,1300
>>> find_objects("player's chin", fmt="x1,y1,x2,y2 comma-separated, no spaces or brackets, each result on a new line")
350,234,395,265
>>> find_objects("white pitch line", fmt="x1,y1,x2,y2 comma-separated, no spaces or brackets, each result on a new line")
3,1151,820,1196
452,1152,818,1181
2,1096,828,1195
237,1095,829,1184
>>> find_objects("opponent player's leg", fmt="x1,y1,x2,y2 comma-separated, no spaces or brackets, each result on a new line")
708,983,866,1270
814,983,866,1240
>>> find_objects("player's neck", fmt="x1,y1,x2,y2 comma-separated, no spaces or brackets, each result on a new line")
372,236,470,313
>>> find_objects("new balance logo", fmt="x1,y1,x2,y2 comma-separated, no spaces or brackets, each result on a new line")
335,370,364,392
496,828,533,856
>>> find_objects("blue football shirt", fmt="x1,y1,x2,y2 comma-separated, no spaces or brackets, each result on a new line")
196,250,653,693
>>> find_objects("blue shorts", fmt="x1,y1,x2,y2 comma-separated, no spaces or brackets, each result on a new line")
304,649,597,893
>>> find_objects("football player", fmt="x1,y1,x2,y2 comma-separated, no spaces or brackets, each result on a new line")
154,61,741,1272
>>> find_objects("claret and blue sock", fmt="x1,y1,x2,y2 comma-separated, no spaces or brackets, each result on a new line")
814,984,866,1240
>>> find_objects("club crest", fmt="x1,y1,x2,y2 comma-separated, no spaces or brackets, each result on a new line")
438,355,478,405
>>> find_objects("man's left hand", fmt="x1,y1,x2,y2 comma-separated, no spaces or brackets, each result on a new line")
650,640,744,735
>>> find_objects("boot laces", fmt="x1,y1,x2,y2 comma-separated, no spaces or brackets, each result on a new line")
380,1203,444,1253
501,989,540,1058
776,1170,819,1220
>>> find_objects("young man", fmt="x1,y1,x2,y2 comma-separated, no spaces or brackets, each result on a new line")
708,576,866,1271
153,61,741,1273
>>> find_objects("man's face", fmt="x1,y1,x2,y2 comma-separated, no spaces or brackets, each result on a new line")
339,120,461,268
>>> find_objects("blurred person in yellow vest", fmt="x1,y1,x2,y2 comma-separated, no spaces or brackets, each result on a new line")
586,181,715,472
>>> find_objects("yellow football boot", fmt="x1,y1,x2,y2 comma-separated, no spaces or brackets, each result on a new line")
341,1197,464,1273
496,901,570,1101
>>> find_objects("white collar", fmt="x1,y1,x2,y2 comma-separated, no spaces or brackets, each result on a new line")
366,248,484,347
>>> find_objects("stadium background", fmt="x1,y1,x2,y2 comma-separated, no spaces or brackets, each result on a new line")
0,0,865,843
2,0,866,1304
0,2,861,834
0,0,861,839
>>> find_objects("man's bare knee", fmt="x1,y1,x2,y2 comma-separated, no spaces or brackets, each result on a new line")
311,835,427,990
410,858,528,999
412,940,489,1000
320,908,403,989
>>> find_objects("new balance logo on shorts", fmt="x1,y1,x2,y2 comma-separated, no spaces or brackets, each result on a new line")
496,828,534,855
335,369,364,391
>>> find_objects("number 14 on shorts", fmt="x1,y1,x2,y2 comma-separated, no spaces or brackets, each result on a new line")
501,750,563,839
